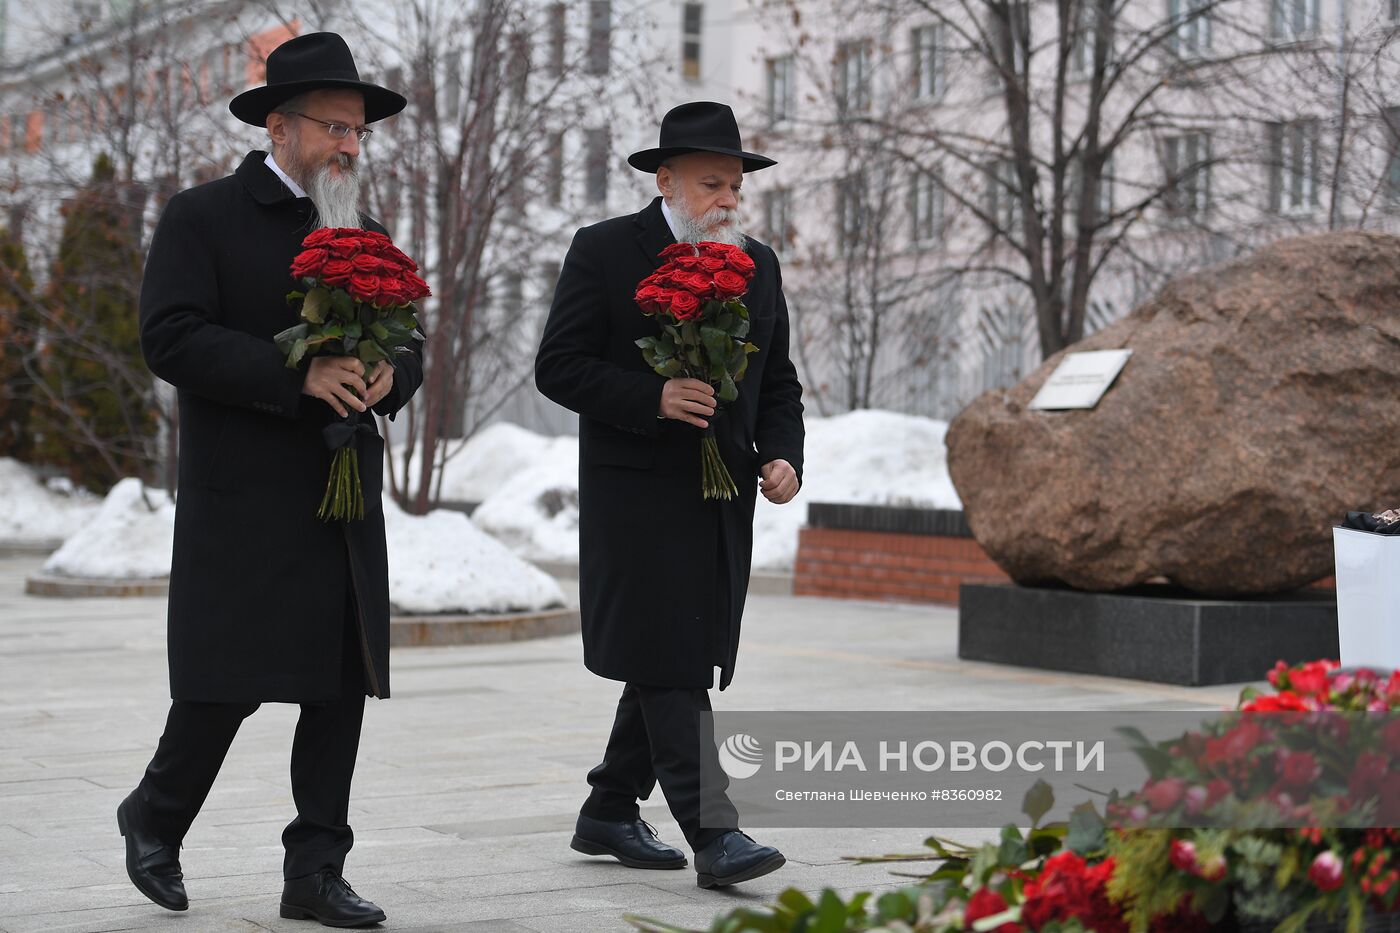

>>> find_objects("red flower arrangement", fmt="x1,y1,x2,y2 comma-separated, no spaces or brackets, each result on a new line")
274,227,430,521
634,241,758,500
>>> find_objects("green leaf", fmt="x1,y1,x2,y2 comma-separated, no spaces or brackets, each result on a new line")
357,341,388,363
287,338,308,368
717,371,738,403
875,890,912,920
997,824,1029,867
812,890,848,932
369,321,390,342
343,321,362,339
325,288,352,319
1022,779,1055,826
1066,803,1105,855
657,359,684,377
301,287,331,323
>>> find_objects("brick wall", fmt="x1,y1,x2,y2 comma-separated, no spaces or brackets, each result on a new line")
793,526,1009,606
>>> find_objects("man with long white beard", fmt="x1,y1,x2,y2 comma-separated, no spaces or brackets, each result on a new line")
123,33,421,927
535,101,805,888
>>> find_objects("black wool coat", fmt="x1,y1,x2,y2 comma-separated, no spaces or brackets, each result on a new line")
139,150,423,704
534,197,805,690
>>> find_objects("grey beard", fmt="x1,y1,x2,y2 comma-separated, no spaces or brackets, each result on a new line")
309,156,363,229
670,198,747,248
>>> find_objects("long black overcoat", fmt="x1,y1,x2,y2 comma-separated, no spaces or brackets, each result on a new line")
534,197,805,690
138,150,422,703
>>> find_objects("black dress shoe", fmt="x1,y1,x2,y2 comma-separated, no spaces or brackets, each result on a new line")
117,791,188,911
570,814,688,869
280,869,386,928
694,830,785,888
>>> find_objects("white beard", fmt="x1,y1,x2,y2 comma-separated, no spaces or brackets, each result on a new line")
308,154,363,230
669,197,747,248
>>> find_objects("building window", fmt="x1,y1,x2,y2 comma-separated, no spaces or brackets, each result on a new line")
766,55,795,125
1167,0,1212,58
585,127,609,203
986,158,1022,235
1270,0,1319,42
682,3,703,80
835,39,872,115
1267,118,1320,213
911,170,943,244
587,0,611,76
548,3,566,76
1069,3,1095,76
911,24,941,99
763,187,792,251
1391,0,1400,22
546,130,565,205
1162,131,1211,220
837,173,868,245
1382,107,1400,204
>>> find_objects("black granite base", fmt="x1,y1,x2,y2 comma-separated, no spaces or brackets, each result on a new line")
958,583,1339,686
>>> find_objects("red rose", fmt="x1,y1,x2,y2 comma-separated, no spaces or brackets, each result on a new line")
964,887,1019,932
375,277,409,307
651,288,676,313
698,256,727,273
352,253,384,274
635,283,665,314
321,258,355,286
718,245,755,277
383,244,419,272
713,269,748,300
1143,777,1186,813
669,291,701,320
1277,750,1320,792
348,273,381,304
673,255,706,271
400,270,431,299
291,247,330,280
1169,839,1198,874
302,228,337,248
659,242,697,261
1288,660,1336,696
1308,851,1344,892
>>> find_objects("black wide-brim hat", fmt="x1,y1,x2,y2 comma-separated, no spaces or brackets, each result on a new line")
229,32,407,127
628,101,775,173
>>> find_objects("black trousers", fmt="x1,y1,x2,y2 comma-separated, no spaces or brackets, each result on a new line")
133,613,367,879
580,682,738,850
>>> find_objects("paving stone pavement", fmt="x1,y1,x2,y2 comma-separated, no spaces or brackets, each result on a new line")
0,555,1250,932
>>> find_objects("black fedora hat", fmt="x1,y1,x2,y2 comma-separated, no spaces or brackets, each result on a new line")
229,32,407,127
628,101,776,173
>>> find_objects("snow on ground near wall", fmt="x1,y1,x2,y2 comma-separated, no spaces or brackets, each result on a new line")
390,422,554,504
382,496,566,614
470,435,581,564
751,409,962,570
37,476,567,614
42,478,175,579
466,410,961,570
0,458,102,544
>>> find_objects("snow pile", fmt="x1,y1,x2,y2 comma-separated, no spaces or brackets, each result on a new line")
383,496,566,614
41,478,175,579
0,458,101,545
391,422,554,504
465,410,961,571
470,435,581,563
751,409,962,569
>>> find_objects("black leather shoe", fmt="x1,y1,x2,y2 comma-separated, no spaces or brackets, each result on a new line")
117,791,188,911
694,830,785,888
570,814,688,869
279,869,386,928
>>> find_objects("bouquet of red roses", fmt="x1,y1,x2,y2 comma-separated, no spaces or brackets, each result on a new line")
634,241,758,500
274,227,430,521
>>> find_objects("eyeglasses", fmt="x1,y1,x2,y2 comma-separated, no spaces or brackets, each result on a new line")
286,112,373,143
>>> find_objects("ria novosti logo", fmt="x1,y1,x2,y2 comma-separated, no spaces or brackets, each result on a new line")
718,733,764,779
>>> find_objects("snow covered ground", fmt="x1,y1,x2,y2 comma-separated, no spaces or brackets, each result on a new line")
35,479,566,614
0,458,101,546
382,497,565,614
464,410,962,570
41,478,175,579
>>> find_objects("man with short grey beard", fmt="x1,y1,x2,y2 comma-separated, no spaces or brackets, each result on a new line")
536,101,804,889
122,33,421,928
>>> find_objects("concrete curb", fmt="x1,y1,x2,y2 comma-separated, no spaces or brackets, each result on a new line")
25,573,170,597
529,559,794,596
390,606,580,646
0,540,61,557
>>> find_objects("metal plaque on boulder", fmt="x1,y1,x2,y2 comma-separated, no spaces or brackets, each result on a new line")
1028,349,1132,411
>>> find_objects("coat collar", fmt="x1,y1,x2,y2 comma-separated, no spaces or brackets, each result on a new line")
633,196,675,268
236,149,309,206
